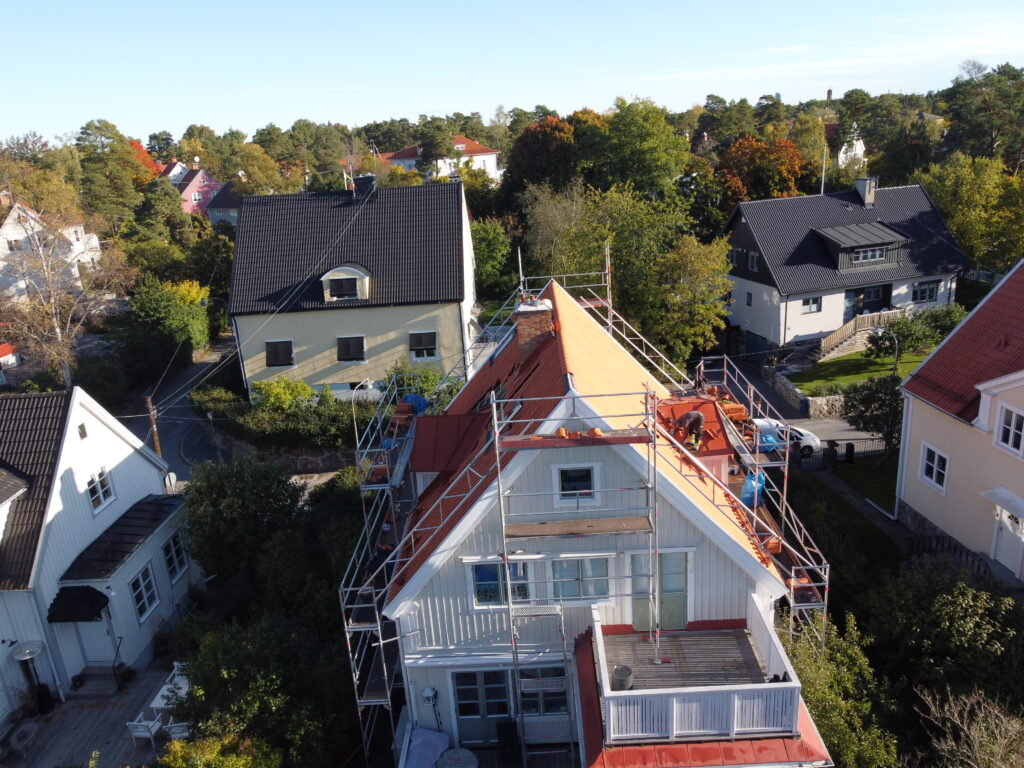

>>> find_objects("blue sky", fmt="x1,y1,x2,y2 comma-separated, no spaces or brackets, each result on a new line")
6,0,1024,142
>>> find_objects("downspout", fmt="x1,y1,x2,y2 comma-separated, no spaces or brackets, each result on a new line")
891,394,912,522
781,294,789,348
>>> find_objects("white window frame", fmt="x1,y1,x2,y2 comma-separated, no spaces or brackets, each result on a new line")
190,191,202,203
852,247,886,263
86,467,114,512
162,532,189,584
130,563,159,623
550,557,611,602
409,330,439,361
336,335,366,364
264,338,294,368
862,286,884,301
467,562,529,610
747,251,759,272
322,266,370,301
517,665,569,718
920,442,949,494
727,249,738,267
551,463,600,508
995,403,1024,459
624,546,696,626
912,280,940,303
800,296,822,314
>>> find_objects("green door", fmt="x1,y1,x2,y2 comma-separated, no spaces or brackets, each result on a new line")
631,552,687,631
453,670,510,746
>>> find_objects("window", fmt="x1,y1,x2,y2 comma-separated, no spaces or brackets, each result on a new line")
74,229,81,242
130,564,158,621
265,340,293,367
727,249,738,267
852,247,886,263
337,336,365,362
162,532,188,583
191,192,202,203
78,423,87,439
862,286,884,301
912,280,940,303
745,292,753,307
801,296,822,314
921,444,948,492
86,468,113,510
329,277,359,299
552,558,609,599
557,466,594,504
519,667,568,715
410,331,437,359
7,239,21,249
747,251,759,272
997,405,1024,457
472,562,528,606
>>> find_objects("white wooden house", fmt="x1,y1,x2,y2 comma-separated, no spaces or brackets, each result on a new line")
342,283,833,767
0,388,195,728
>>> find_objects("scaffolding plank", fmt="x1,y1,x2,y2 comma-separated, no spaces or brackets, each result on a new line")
498,428,652,451
505,516,652,538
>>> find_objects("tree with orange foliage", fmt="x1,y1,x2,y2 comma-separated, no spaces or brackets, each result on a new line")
130,139,160,181
717,135,803,207
500,115,576,203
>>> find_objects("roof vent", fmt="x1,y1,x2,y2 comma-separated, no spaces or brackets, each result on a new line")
854,177,877,208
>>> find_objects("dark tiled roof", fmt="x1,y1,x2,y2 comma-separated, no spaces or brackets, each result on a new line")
229,182,466,316
0,391,73,590
734,185,968,295
815,221,907,249
208,181,240,210
904,260,1024,421
61,495,184,581
0,466,28,505
175,169,201,192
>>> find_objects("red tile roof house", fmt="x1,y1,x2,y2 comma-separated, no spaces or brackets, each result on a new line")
898,259,1024,583
386,134,502,180
341,282,833,767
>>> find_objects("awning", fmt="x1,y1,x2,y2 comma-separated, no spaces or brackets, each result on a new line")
981,487,1024,518
47,585,109,623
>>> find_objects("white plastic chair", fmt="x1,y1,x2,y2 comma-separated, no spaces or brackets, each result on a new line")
164,717,192,740
127,711,163,749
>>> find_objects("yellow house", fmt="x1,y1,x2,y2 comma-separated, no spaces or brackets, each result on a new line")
898,260,1024,581
228,177,476,397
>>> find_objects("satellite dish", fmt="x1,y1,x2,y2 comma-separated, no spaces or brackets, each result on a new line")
193,156,201,163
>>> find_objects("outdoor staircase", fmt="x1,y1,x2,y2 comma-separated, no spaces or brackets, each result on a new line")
811,308,907,363
67,668,120,698
808,328,873,363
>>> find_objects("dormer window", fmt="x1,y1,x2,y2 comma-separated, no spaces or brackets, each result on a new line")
852,247,886,263
330,278,358,299
322,266,369,302
454,143,466,151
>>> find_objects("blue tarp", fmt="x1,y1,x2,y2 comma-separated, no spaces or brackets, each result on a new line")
402,393,429,414
740,472,765,507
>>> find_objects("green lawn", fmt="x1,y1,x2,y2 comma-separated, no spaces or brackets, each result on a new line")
835,452,899,511
787,348,934,395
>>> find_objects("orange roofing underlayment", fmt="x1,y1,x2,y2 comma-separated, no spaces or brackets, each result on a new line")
390,281,784,603
575,631,832,768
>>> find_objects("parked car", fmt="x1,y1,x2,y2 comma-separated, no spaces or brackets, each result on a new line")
752,417,821,458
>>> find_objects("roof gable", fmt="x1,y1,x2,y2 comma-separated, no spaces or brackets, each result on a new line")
904,260,1024,420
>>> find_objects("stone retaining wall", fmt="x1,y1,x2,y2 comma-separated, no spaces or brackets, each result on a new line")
762,369,846,419
199,420,356,474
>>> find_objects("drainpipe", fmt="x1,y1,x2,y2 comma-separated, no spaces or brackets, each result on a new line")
891,395,912,522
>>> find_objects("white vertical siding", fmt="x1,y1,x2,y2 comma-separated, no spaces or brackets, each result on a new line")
726,277,785,345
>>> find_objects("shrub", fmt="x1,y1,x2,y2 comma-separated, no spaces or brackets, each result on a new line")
250,378,315,411
918,303,967,337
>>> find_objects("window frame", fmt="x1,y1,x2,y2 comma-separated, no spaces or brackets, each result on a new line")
86,467,114,512
551,463,600,508
409,330,438,361
162,531,189,584
745,292,753,307
852,246,886,263
130,563,159,623
329,277,359,300
336,335,366,363
862,286,884,302
920,442,949,494
911,280,940,303
550,557,610,601
518,666,568,717
995,404,1024,459
264,339,294,368
190,191,203,203
800,296,822,314
468,562,529,609
747,251,759,272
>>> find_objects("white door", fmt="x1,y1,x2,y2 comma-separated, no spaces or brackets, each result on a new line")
77,608,116,664
992,508,1024,578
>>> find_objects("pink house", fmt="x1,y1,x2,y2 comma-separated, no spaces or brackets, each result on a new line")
174,168,223,217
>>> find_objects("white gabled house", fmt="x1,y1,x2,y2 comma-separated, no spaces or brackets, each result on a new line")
0,388,196,729
342,283,833,767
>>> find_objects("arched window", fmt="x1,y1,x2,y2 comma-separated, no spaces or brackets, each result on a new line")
321,265,370,302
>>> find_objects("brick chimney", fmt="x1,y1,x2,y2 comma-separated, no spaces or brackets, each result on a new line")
854,176,877,208
513,296,554,359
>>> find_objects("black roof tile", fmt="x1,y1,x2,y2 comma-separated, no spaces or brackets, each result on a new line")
208,180,240,211
229,182,466,316
0,466,28,505
0,391,73,590
733,185,968,295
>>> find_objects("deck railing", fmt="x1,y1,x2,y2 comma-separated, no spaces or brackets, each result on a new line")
591,607,800,743
818,307,907,359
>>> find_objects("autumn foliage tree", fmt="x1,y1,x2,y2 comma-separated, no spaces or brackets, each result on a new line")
501,115,576,203
717,136,804,207
129,139,160,181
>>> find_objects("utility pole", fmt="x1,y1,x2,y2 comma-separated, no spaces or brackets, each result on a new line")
145,396,163,458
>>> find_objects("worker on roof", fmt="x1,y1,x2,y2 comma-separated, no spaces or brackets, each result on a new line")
674,410,705,448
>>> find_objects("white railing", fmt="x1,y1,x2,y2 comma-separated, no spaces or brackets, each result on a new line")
746,594,798,684
591,607,800,743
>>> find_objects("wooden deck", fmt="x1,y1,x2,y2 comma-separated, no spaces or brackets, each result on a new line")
15,668,172,768
600,630,766,689
505,516,652,538
474,747,575,768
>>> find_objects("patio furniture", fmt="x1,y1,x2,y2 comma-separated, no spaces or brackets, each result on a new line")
126,711,163,749
150,676,190,714
164,717,192,740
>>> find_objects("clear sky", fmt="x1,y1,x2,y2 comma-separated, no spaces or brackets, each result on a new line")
6,0,1024,142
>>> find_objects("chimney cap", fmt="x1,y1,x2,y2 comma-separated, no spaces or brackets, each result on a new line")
514,295,552,314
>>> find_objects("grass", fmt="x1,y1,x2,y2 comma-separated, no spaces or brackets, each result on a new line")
835,452,899,511
786,347,934,394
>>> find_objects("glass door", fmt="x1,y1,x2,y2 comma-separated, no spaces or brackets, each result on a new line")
452,670,510,745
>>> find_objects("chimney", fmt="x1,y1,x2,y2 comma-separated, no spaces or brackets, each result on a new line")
854,176,877,208
353,174,377,199
513,296,554,359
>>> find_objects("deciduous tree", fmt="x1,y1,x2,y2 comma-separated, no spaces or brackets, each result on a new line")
470,218,512,298
840,374,903,451
717,136,803,206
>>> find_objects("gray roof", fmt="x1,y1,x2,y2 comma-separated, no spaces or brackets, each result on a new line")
0,466,28,506
61,495,184,581
229,182,466,316
0,391,73,590
732,185,968,295
814,222,908,249
208,180,240,211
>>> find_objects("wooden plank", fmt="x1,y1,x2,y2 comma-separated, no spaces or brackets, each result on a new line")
505,516,653,538
499,429,652,451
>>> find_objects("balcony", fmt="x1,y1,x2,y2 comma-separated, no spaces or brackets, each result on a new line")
588,599,800,743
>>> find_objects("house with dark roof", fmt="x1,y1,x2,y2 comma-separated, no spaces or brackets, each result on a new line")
0,388,195,723
341,282,833,766
722,177,968,361
229,177,477,398
898,259,1024,582
385,134,502,180
207,180,240,229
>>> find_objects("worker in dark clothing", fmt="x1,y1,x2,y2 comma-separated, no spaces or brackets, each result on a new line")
674,410,705,447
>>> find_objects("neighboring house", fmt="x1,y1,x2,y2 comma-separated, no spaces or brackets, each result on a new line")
0,341,19,388
898,260,1024,581
207,181,240,229
342,282,832,766
1,193,103,303
824,122,867,168
723,177,968,360
157,160,190,185
173,167,223,217
385,135,502,180
229,176,477,398
0,388,195,727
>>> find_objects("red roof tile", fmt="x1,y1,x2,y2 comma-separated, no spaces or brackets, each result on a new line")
904,261,1024,421
387,134,498,162
0,343,15,358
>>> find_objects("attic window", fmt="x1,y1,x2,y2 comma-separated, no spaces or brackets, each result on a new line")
322,267,369,302
747,252,759,272
454,143,467,151
330,278,358,299
78,423,87,440
852,247,886,263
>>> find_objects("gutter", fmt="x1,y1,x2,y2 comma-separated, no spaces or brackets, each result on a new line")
891,394,912,522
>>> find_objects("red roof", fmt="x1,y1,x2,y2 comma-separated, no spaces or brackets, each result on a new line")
658,398,732,457
574,630,832,767
0,343,15,358
387,134,498,161
410,413,490,473
904,261,1024,421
